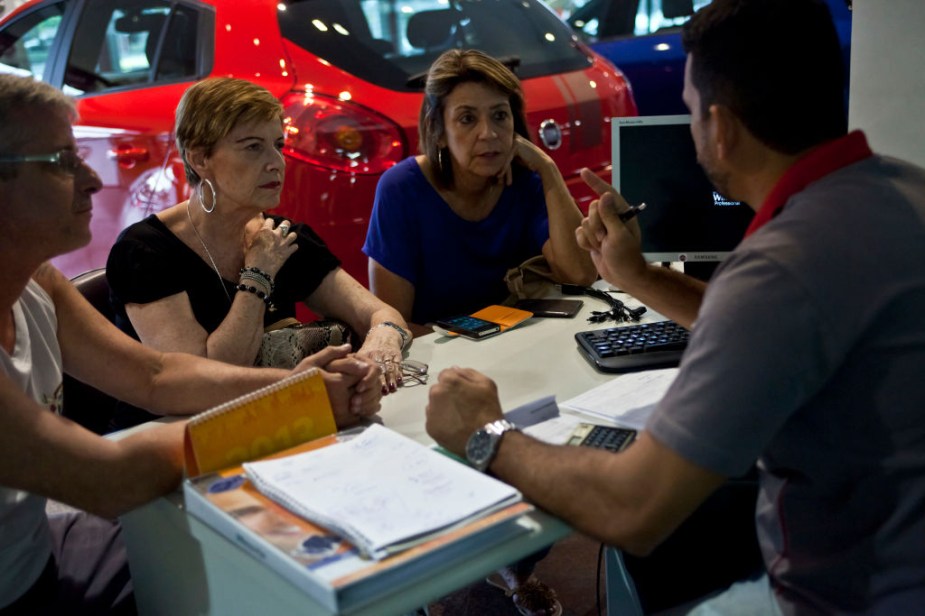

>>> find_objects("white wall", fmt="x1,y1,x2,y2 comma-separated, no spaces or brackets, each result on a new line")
849,0,925,166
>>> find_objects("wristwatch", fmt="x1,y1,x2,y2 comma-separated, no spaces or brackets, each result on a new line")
465,419,519,472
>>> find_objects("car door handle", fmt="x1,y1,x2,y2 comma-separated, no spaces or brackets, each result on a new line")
108,144,150,167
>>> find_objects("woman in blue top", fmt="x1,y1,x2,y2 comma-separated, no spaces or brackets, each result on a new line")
364,49,597,336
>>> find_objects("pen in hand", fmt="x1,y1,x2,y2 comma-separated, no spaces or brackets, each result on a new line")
618,202,647,223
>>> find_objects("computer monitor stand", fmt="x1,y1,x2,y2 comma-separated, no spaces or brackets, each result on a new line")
683,262,720,282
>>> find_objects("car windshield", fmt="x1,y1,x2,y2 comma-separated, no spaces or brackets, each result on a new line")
563,0,713,41
278,0,592,92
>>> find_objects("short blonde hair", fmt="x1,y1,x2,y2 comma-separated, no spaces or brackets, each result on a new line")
175,77,283,184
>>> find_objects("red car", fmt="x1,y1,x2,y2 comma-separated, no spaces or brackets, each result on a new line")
0,0,636,285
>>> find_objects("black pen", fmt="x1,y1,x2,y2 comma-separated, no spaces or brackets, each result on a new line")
619,202,647,222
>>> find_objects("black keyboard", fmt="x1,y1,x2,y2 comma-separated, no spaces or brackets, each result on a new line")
575,320,689,373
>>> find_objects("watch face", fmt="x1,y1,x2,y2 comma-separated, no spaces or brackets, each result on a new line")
466,429,494,471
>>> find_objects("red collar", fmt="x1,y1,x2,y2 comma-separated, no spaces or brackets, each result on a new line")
744,131,873,237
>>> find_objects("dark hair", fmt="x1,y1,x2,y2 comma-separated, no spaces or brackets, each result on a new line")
418,49,530,189
0,74,76,180
175,77,283,184
681,0,846,154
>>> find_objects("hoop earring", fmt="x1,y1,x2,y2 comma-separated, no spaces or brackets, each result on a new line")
200,178,217,214
437,148,447,174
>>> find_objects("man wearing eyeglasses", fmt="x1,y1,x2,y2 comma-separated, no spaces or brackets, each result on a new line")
0,74,382,614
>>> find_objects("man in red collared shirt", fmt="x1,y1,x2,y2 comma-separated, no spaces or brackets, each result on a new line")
425,0,925,613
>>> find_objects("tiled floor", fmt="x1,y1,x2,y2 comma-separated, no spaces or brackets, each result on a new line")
427,533,607,616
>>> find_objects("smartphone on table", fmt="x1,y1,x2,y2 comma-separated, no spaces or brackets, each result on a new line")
434,315,502,339
513,298,584,318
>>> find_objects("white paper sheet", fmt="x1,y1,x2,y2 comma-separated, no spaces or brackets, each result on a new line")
522,413,585,445
560,368,679,430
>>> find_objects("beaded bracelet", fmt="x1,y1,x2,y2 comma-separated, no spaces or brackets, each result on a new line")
239,271,272,296
236,282,276,312
239,266,275,294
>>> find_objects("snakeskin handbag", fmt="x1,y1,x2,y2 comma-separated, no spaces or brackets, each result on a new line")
255,318,351,369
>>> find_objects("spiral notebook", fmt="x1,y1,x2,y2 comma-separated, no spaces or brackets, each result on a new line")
183,368,337,476
242,423,523,560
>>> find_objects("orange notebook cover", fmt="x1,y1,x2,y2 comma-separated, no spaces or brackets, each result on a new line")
470,304,533,332
183,368,336,477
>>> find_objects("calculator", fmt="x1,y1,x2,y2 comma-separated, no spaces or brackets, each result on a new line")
566,423,637,453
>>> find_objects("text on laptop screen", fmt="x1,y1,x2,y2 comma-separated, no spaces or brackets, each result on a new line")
612,115,754,263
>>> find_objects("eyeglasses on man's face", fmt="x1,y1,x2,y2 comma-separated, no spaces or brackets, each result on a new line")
0,148,88,175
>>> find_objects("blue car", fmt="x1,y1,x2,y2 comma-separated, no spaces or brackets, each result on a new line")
554,0,852,115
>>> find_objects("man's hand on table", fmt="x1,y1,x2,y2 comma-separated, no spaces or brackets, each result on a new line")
425,367,504,456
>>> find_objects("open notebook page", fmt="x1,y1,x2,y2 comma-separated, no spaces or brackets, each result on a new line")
243,424,521,560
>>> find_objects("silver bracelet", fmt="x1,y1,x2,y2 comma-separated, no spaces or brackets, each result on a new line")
369,321,410,350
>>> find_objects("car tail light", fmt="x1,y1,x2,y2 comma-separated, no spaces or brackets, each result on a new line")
280,91,406,175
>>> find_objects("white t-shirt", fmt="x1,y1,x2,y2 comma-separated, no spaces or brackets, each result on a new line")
0,279,63,607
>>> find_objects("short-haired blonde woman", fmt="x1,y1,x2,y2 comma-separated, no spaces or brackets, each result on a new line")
107,77,409,428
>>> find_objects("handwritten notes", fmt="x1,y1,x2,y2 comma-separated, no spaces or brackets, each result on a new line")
243,424,521,560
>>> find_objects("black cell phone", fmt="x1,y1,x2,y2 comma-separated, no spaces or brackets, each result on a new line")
434,315,502,339
513,298,584,318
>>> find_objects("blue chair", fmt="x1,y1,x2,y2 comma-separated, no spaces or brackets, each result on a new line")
605,548,644,615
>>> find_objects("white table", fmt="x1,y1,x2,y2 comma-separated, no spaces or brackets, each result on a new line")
120,291,661,615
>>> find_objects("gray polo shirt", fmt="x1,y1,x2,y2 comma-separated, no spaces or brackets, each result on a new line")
648,154,925,614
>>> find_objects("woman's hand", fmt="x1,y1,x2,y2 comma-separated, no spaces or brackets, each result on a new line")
301,268,411,395
357,326,405,394
496,135,553,186
243,216,299,277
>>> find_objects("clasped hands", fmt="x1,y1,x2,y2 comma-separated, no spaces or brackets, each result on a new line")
294,345,382,428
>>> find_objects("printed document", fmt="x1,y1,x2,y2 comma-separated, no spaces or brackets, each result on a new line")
560,368,679,430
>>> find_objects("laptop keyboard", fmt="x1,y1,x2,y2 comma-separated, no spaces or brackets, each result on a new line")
575,320,689,373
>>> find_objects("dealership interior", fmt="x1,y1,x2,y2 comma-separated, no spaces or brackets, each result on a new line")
2,1,924,615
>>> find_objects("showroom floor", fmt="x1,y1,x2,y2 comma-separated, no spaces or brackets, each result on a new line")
427,532,607,616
